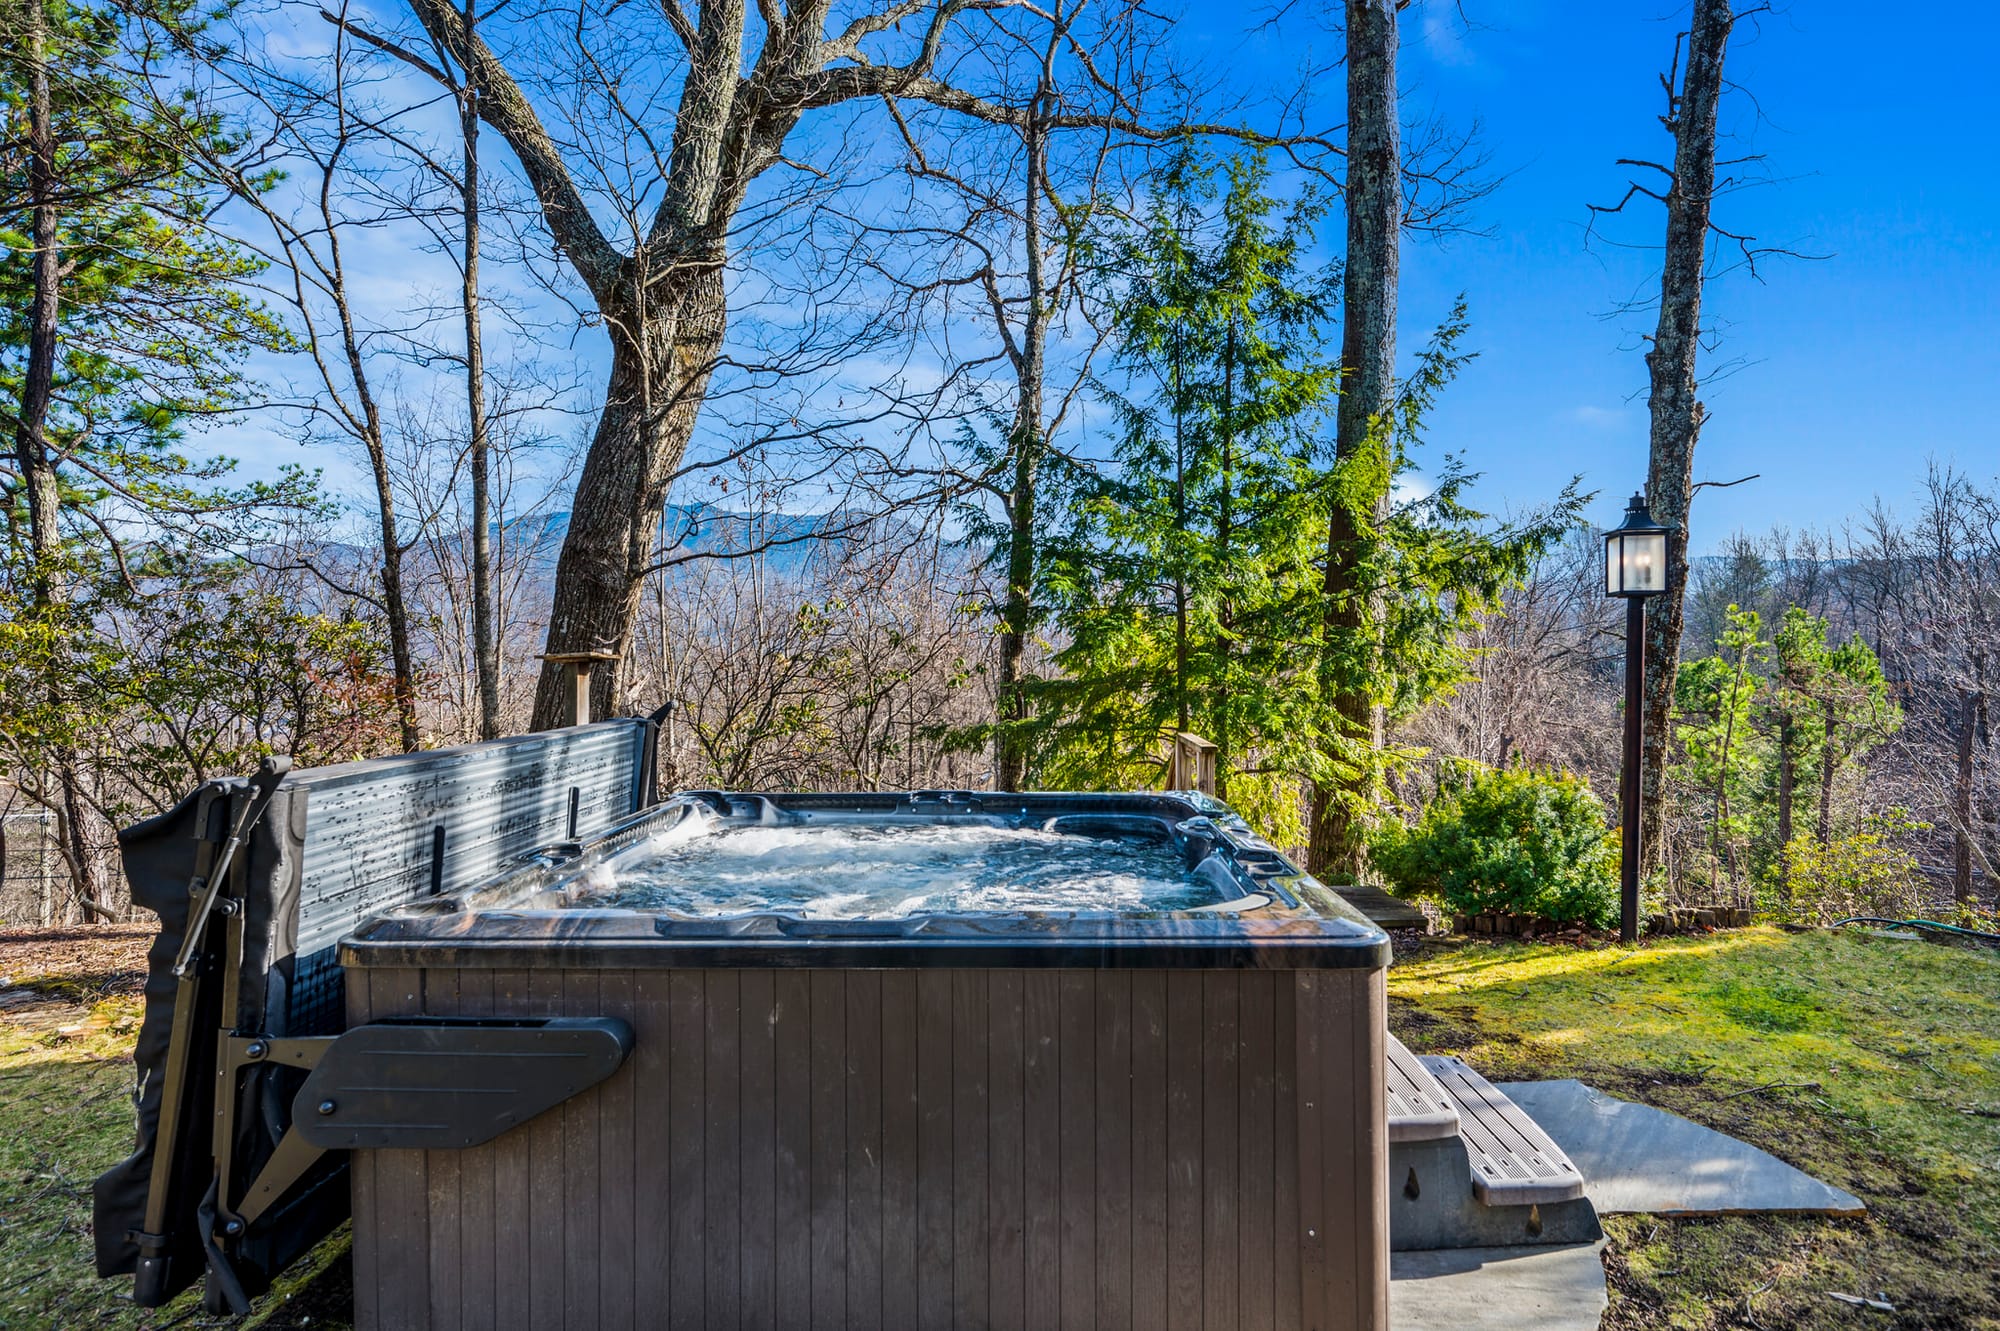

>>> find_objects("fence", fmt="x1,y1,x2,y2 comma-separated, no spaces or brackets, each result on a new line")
1,809,61,928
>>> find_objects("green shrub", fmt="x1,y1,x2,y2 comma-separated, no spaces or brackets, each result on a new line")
1371,767,1620,928
1771,811,1929,926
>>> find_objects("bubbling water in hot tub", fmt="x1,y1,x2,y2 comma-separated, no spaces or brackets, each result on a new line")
570,819,1229,918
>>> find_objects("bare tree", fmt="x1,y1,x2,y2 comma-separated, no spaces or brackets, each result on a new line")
388,380,579,740
842,0,1172,790
454,0,501,738
1397,529,1623,798
185,11,448,749
1853,469,1999,903
631,530,988,791
320,0,1326,731
1586,0,1786,876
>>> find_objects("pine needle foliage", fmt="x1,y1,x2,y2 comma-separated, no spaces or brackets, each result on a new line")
1022,147,1583,847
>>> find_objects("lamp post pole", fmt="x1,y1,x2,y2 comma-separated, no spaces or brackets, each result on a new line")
1604,490,1673,945
1619,596,1646,943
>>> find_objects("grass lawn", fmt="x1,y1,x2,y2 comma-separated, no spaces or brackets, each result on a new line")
0,932,346,1331
1391,925,2000,1330
5,924,1996,1328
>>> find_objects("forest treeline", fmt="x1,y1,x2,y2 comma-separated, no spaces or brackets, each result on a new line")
0,0,1993,926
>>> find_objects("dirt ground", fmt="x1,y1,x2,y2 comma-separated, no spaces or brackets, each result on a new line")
0,923,151,993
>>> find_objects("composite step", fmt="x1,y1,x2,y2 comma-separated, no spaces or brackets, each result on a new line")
1329,882,1428,929
1386,1035,1460,1143
1418,1054,1587,1206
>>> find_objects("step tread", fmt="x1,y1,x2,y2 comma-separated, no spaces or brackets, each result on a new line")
1418,1054,1587,1206
1387,1036,1461,1142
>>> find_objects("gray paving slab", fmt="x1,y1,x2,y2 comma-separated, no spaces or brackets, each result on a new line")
1496,1079,1866,1217
1390,1242,1608,1331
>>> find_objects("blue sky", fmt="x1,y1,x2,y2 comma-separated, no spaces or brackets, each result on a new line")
228,0,1995,556
1204,0,1999,549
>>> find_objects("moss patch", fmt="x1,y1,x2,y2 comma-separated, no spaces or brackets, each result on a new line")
1390,926,2000,1330
0,992,195,1330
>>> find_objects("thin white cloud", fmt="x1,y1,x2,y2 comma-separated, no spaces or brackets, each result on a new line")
1421,10,1476,69
1563,405,1629,430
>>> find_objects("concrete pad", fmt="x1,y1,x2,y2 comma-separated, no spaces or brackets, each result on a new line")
1390,1242,1608,1331
1496,1079,1866,1217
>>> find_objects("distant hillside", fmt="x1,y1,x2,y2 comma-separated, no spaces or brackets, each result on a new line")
536,504,835,571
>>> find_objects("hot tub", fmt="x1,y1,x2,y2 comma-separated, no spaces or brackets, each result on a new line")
338,790,1391,1331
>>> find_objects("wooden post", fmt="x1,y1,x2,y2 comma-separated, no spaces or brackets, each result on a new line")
1168,732,1218,797
538,651,620,727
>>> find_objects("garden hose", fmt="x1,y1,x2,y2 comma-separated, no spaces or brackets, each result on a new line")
1832,916,2000,946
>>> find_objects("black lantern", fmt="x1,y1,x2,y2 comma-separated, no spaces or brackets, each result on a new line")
1606,490,1676,943
1604,492,1671,598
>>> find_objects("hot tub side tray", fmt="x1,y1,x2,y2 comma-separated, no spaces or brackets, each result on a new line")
210,1017,632,1274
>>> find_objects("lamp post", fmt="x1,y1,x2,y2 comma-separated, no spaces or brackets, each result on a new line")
1605,491,1674,943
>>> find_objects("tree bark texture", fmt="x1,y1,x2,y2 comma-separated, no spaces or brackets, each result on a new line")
528,269,727,729
327,207,421,751
1638,0,1736,880
397,0,1234,734
13,0,63,587
1776,715,1794,893
1308,0,1399,880
1956,688,1977,903
994,103,1049,793
56,762,114,921
459,6,502,741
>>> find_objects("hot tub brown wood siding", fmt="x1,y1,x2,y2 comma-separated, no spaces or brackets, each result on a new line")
348,965,1387,1331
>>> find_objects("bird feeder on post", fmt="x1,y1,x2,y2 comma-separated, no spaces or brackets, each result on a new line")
1168,732,1219,798
540,651,621,727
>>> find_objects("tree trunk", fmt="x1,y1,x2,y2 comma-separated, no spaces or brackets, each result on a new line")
1214,319,1236,803
13,0,62,591
1956,688,1977,904
56,760,115,921
1172,333,1190,738
323,209,423,750
1709,641,1749,896
1817,695,1837,843
530,267,727,730
14,2,112,923
460,8,502,741
1637,0,1736,882
1978,671,1995,905
1776,715,1794,895
1308,0,1400,879
994,419,1039,792
363,451,421,751
995,404,1039,790
994,104,1049,794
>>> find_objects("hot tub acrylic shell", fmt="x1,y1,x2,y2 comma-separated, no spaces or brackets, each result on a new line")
339,791,1392,1331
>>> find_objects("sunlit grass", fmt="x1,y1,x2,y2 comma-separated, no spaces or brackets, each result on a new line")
0,986,350,1331
8,928,1997,1328
1390,926,2000,1329
0,994,175,1331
